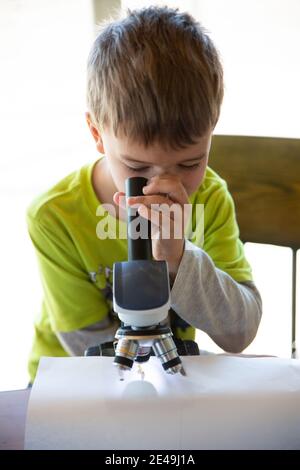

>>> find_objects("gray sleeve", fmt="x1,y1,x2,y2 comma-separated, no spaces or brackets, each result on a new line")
56,315,119,356
170,240,262,353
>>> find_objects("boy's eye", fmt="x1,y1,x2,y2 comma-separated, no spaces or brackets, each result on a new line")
178,163,202,170
126,162,202,172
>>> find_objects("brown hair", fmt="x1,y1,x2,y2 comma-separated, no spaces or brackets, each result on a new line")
86,6,223,149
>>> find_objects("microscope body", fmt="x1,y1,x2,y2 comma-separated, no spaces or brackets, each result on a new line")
112,177,183,375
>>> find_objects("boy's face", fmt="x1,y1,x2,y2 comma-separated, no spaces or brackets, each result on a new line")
86,115,212,196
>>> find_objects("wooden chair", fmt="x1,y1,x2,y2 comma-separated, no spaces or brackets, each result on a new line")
209,135,300,357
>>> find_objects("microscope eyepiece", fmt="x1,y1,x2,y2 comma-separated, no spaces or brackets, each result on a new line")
126,176,152,261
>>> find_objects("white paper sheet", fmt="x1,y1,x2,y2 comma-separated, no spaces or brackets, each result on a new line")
25,355,300,450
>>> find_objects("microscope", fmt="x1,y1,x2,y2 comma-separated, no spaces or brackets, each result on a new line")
112,176,183,375
85,176,199,370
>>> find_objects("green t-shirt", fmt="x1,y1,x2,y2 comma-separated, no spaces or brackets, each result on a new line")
27,159,252,382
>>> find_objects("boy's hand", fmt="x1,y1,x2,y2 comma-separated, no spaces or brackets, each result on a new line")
114,175,190,279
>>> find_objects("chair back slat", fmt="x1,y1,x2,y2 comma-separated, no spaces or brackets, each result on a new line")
209,135,300,249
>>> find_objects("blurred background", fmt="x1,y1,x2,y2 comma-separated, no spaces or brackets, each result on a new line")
0,0,299,390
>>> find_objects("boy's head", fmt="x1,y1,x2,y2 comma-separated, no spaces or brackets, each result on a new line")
86,6,223,195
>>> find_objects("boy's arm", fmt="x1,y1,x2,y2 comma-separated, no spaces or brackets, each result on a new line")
171,240,262,353
56,315,119,356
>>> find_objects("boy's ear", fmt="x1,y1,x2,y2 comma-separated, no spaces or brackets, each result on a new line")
85,112,105,154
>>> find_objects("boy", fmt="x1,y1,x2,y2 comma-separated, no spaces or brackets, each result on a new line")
27,6,262,384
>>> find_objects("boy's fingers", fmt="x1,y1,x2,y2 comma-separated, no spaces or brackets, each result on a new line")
127,195,173,207
143,177,188,204
138,205,185,239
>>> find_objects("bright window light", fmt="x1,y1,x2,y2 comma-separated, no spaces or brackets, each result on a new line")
0,0,96,391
